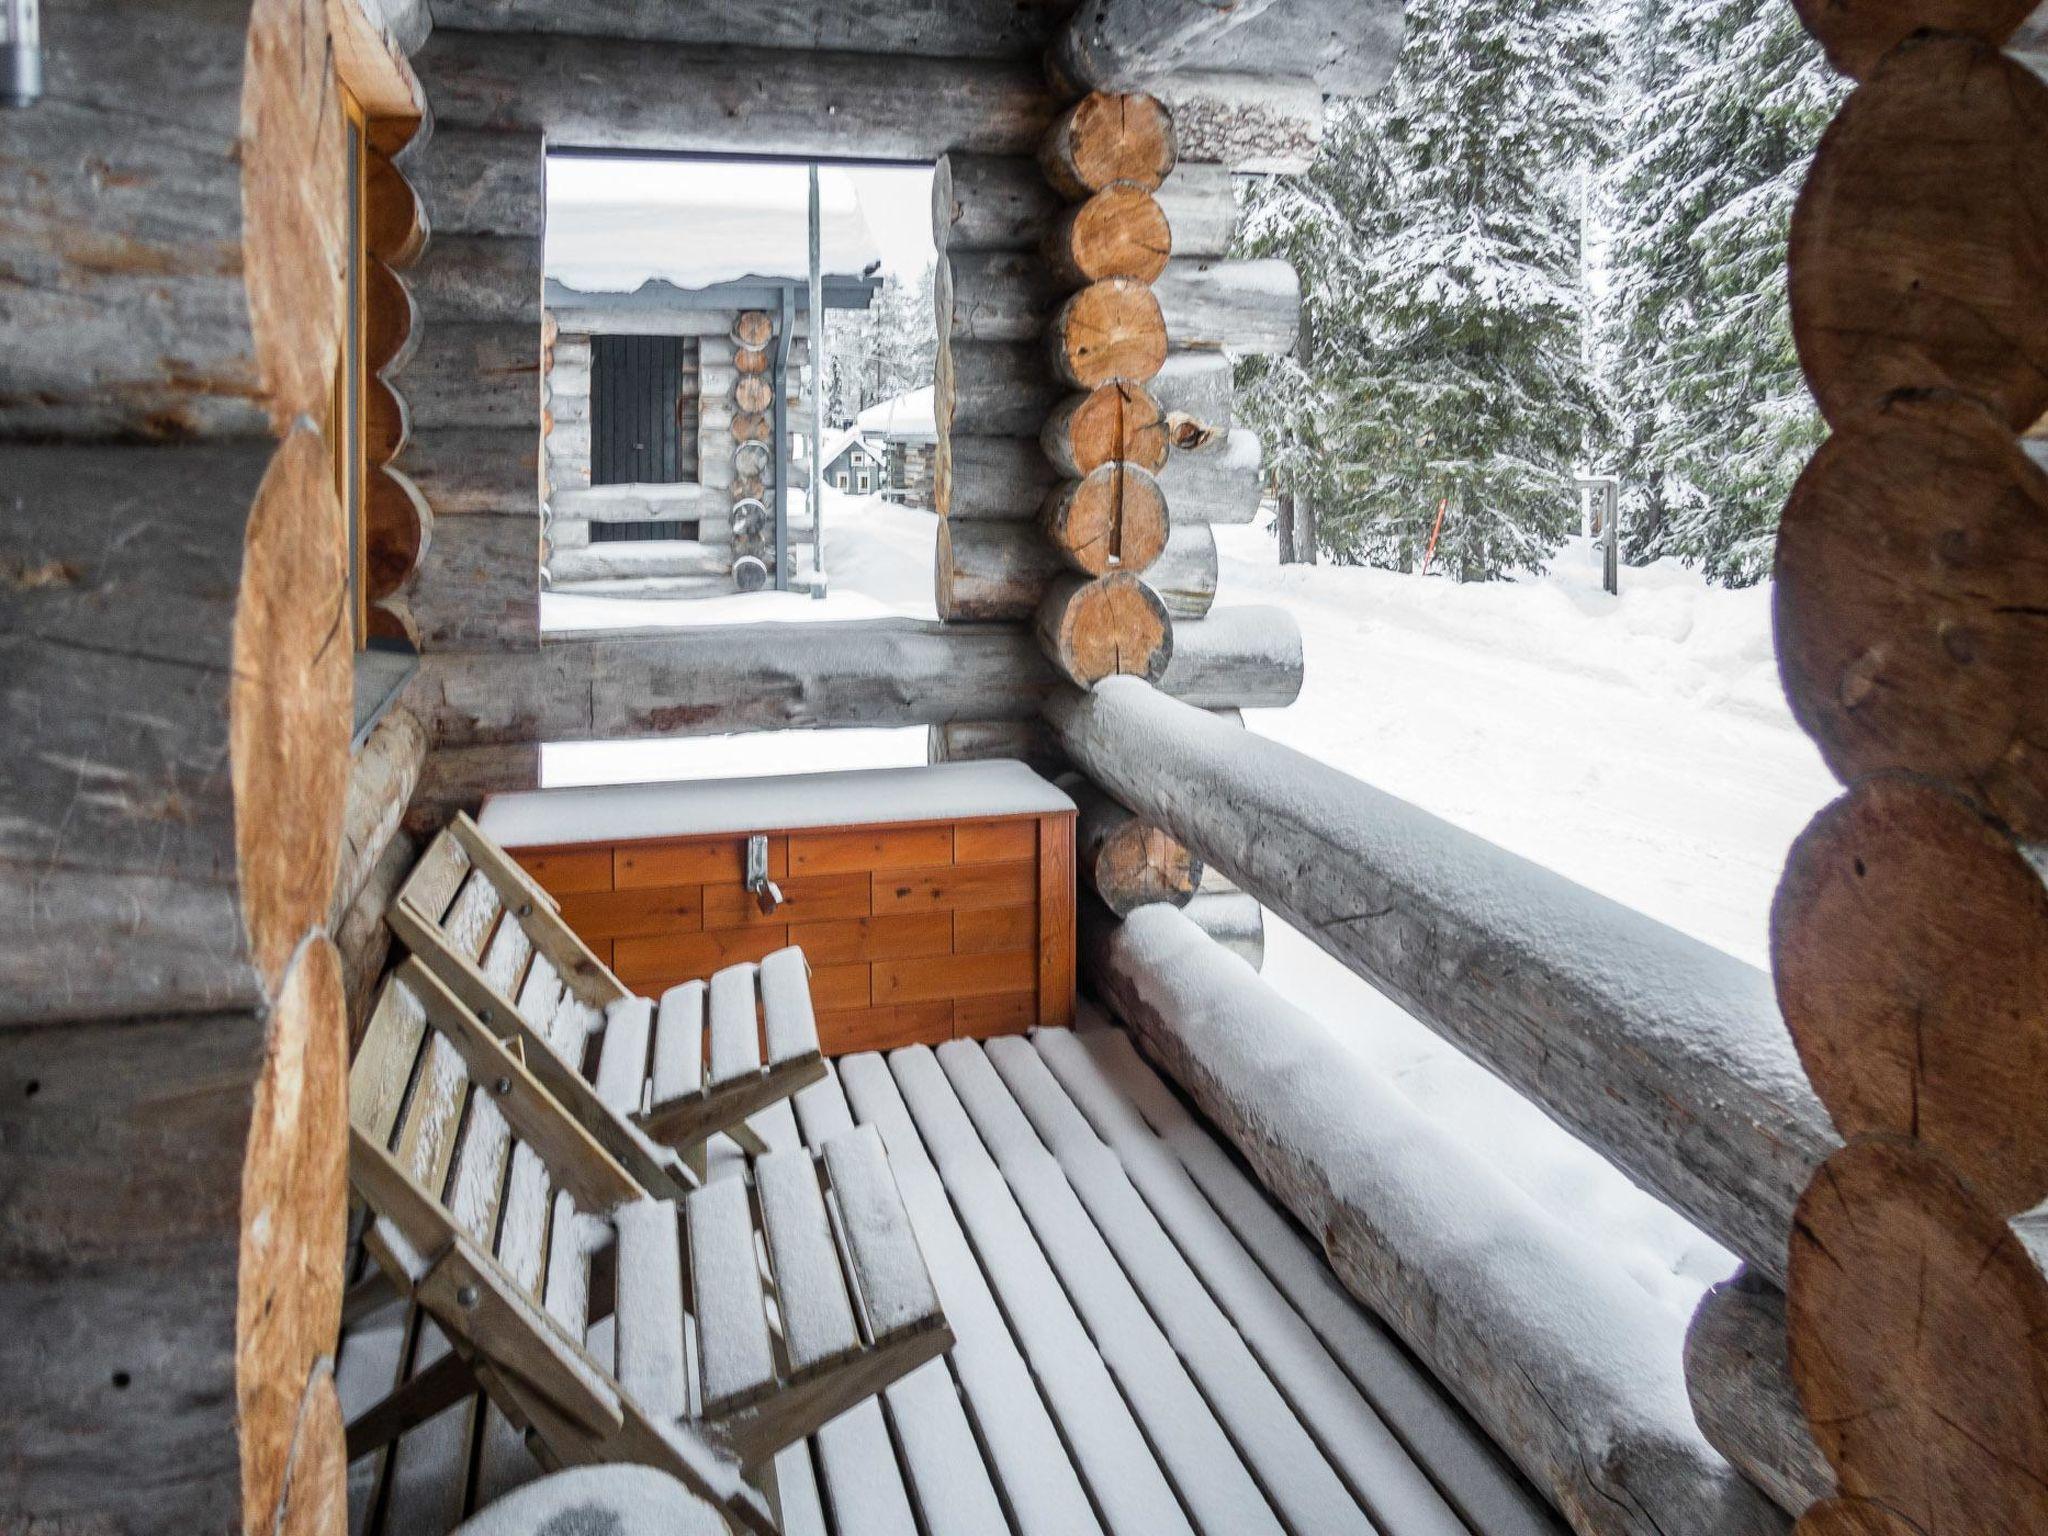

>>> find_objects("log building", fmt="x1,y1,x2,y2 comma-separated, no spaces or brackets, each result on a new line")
2,1,2042,1534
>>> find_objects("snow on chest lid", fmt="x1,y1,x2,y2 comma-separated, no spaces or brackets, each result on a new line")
478,760,1075,849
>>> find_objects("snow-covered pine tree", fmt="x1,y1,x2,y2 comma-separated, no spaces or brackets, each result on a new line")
1239,0,1612,580
1603,0,1839,584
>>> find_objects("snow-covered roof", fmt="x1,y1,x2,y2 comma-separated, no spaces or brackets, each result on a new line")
857,384,938,442
818,425,885,473
546,157,883,294
478,760,1073,848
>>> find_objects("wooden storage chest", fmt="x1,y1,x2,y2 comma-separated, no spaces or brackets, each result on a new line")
478,760,1077,1054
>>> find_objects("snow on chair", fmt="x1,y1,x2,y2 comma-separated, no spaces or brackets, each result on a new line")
344,957,953,1529
386,812,829,1170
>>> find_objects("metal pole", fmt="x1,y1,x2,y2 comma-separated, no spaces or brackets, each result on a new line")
808,164,827,597
772,285,793,590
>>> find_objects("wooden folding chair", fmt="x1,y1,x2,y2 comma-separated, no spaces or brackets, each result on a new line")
345,957,953,1532
386,812,830,1166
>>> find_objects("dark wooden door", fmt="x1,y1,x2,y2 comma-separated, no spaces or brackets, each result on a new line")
591,334,699,492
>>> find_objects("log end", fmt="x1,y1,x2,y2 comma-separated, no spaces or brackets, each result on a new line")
1037,572,1173,687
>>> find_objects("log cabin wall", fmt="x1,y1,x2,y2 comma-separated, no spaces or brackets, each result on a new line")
0,2,428,1530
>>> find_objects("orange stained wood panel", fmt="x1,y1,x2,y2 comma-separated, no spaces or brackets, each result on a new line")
872,861,1036,917
556,885,705,939
955,817,1038,865
789,823,956,876
956,991,1037,1039
955,905,1036,955
703,871,871,929
514,846,614,895
816,1002,955,1055
1038,813,1076,1028
616,836,786,890
808,963,874,1011
614,924,789,981
873,947,1035,1006
788,911,953,966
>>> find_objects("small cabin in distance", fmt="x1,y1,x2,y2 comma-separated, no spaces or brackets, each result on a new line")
3,0,2044,1534
859,385,940,509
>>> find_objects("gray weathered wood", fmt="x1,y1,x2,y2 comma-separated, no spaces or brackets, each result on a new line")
402,321,543,431
939,519,1216,621
407,513,541,649
409,235,547,324
401,126,545,238
942,340,1062,437
1156,606,1305,707
1055,0,1290,92
403,427,543,515
1146,521,1220,618
430,0,1401,96
1083,904,1790,1536
1684,1271,1836,1518
1047,681,1837,1283
1160,427,1263,523
552,484,731,524
940,434,1057,521
329,707,430,932
935,155,1238,259
1153,71,1323,173
943,254,1300,354
1151,350,1236,437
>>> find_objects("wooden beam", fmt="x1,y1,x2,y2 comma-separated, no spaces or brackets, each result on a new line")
1055,0,1290,92
1084,903,1790,1536
1685,1270,1835,1518
1045,679,1837,1282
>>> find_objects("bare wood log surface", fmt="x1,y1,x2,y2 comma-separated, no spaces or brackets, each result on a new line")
364,467,433,602
940,433,1059,519
406,510,541,650
1036,572,1175,686
1066,773,1202,914
405,743,543,837
732,412,772,443
937,154,1237,258
1152,349,1236,440
402,426,542,514
1051,278,1170,387
1787,1136,2048,1532
1,438,349,1022
366,149,429,268
1775,774,2048,1216
1084,905,1793,1536
1145,520,1220,617
928,718,1063,772
407,234,546,323
1046,679,1835,1280
1790,0,2036,77
428,0,1400,96
1049,182,1174,285
942,516,1214,619
1044,463,1171,576
336,826,416,1042
1045,383,1171,478
402,127,545,237
1152,71,1323,174
946,252,1301,354
1159,426,1264,523
402,320,542,430
940,340,1063,436
1043,92,1178,200
1774,395,2048,838
1054,0,1287,91
734,310,775,349
1790,37,2048,430
1685,1270,1836,1517
421,28,1057,161
1155,604,1304,706
364,257,421,383
1790,1501,1921,1536
328,708,429,931
367,373,411,467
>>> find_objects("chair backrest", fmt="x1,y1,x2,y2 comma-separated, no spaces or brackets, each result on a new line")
347,959,775,1534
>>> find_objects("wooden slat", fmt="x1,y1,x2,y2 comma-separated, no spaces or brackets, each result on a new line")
653,981,707,1105
558,884,706,939
614,924,789,981
955,905,1035,954
873,948,1034,1006
955,991,1037,1038
955,818,1037,864
815,1003,957,1055
820,1126,943,1348
759,946,823,1068
789,824,956,875
451,814,630,1007
594,995,655,1115
687,1175,778,1414
401,830,472,924
703,872,871,929
871,861,1034,915
614,1199,689,1421
786,912,952,965
352,976,431,1146
617,836,784,889
1037,815,1076,1029
707,963,765,1091
755,1148,862,1378
808,963,871,1011
512,845,614,893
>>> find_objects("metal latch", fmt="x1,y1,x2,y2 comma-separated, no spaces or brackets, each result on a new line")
746,834,784,915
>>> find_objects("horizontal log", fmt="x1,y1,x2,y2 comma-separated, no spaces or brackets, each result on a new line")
939,518,1215,620
550,483,729,523
940,340,1062,436
431,0,1399,95
407,234,546,323
935,154,1237,258
938,433,1058,520
411,614,1297,749
400,321,542,430
1685,1271,1835,1518
1155,604,1303,706
1152,349,1235,438
1084,905,1790,1536
1067,773,1202,914
942,254,1300,355
1054,0,1290,92
927,718,1065,773
548,540,729,583
405,741,543,837
1159,427,1264,523
1151,71,1322,174
1045,680,1836,1282
337,827,416,1044
404,512,540,649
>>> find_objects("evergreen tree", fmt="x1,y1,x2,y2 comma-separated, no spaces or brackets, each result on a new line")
1239,0,1613,580
1603,0,1838,584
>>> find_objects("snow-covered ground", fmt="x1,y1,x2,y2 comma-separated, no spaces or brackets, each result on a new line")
1214,521,1840,1322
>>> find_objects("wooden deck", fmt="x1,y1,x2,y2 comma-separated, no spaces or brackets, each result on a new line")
338,1023,1559,1536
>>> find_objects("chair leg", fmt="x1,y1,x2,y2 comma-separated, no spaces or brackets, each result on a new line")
345,1350,480,1461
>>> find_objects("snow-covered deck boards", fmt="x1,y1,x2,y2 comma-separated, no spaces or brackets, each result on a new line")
337,1025,1553,1536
